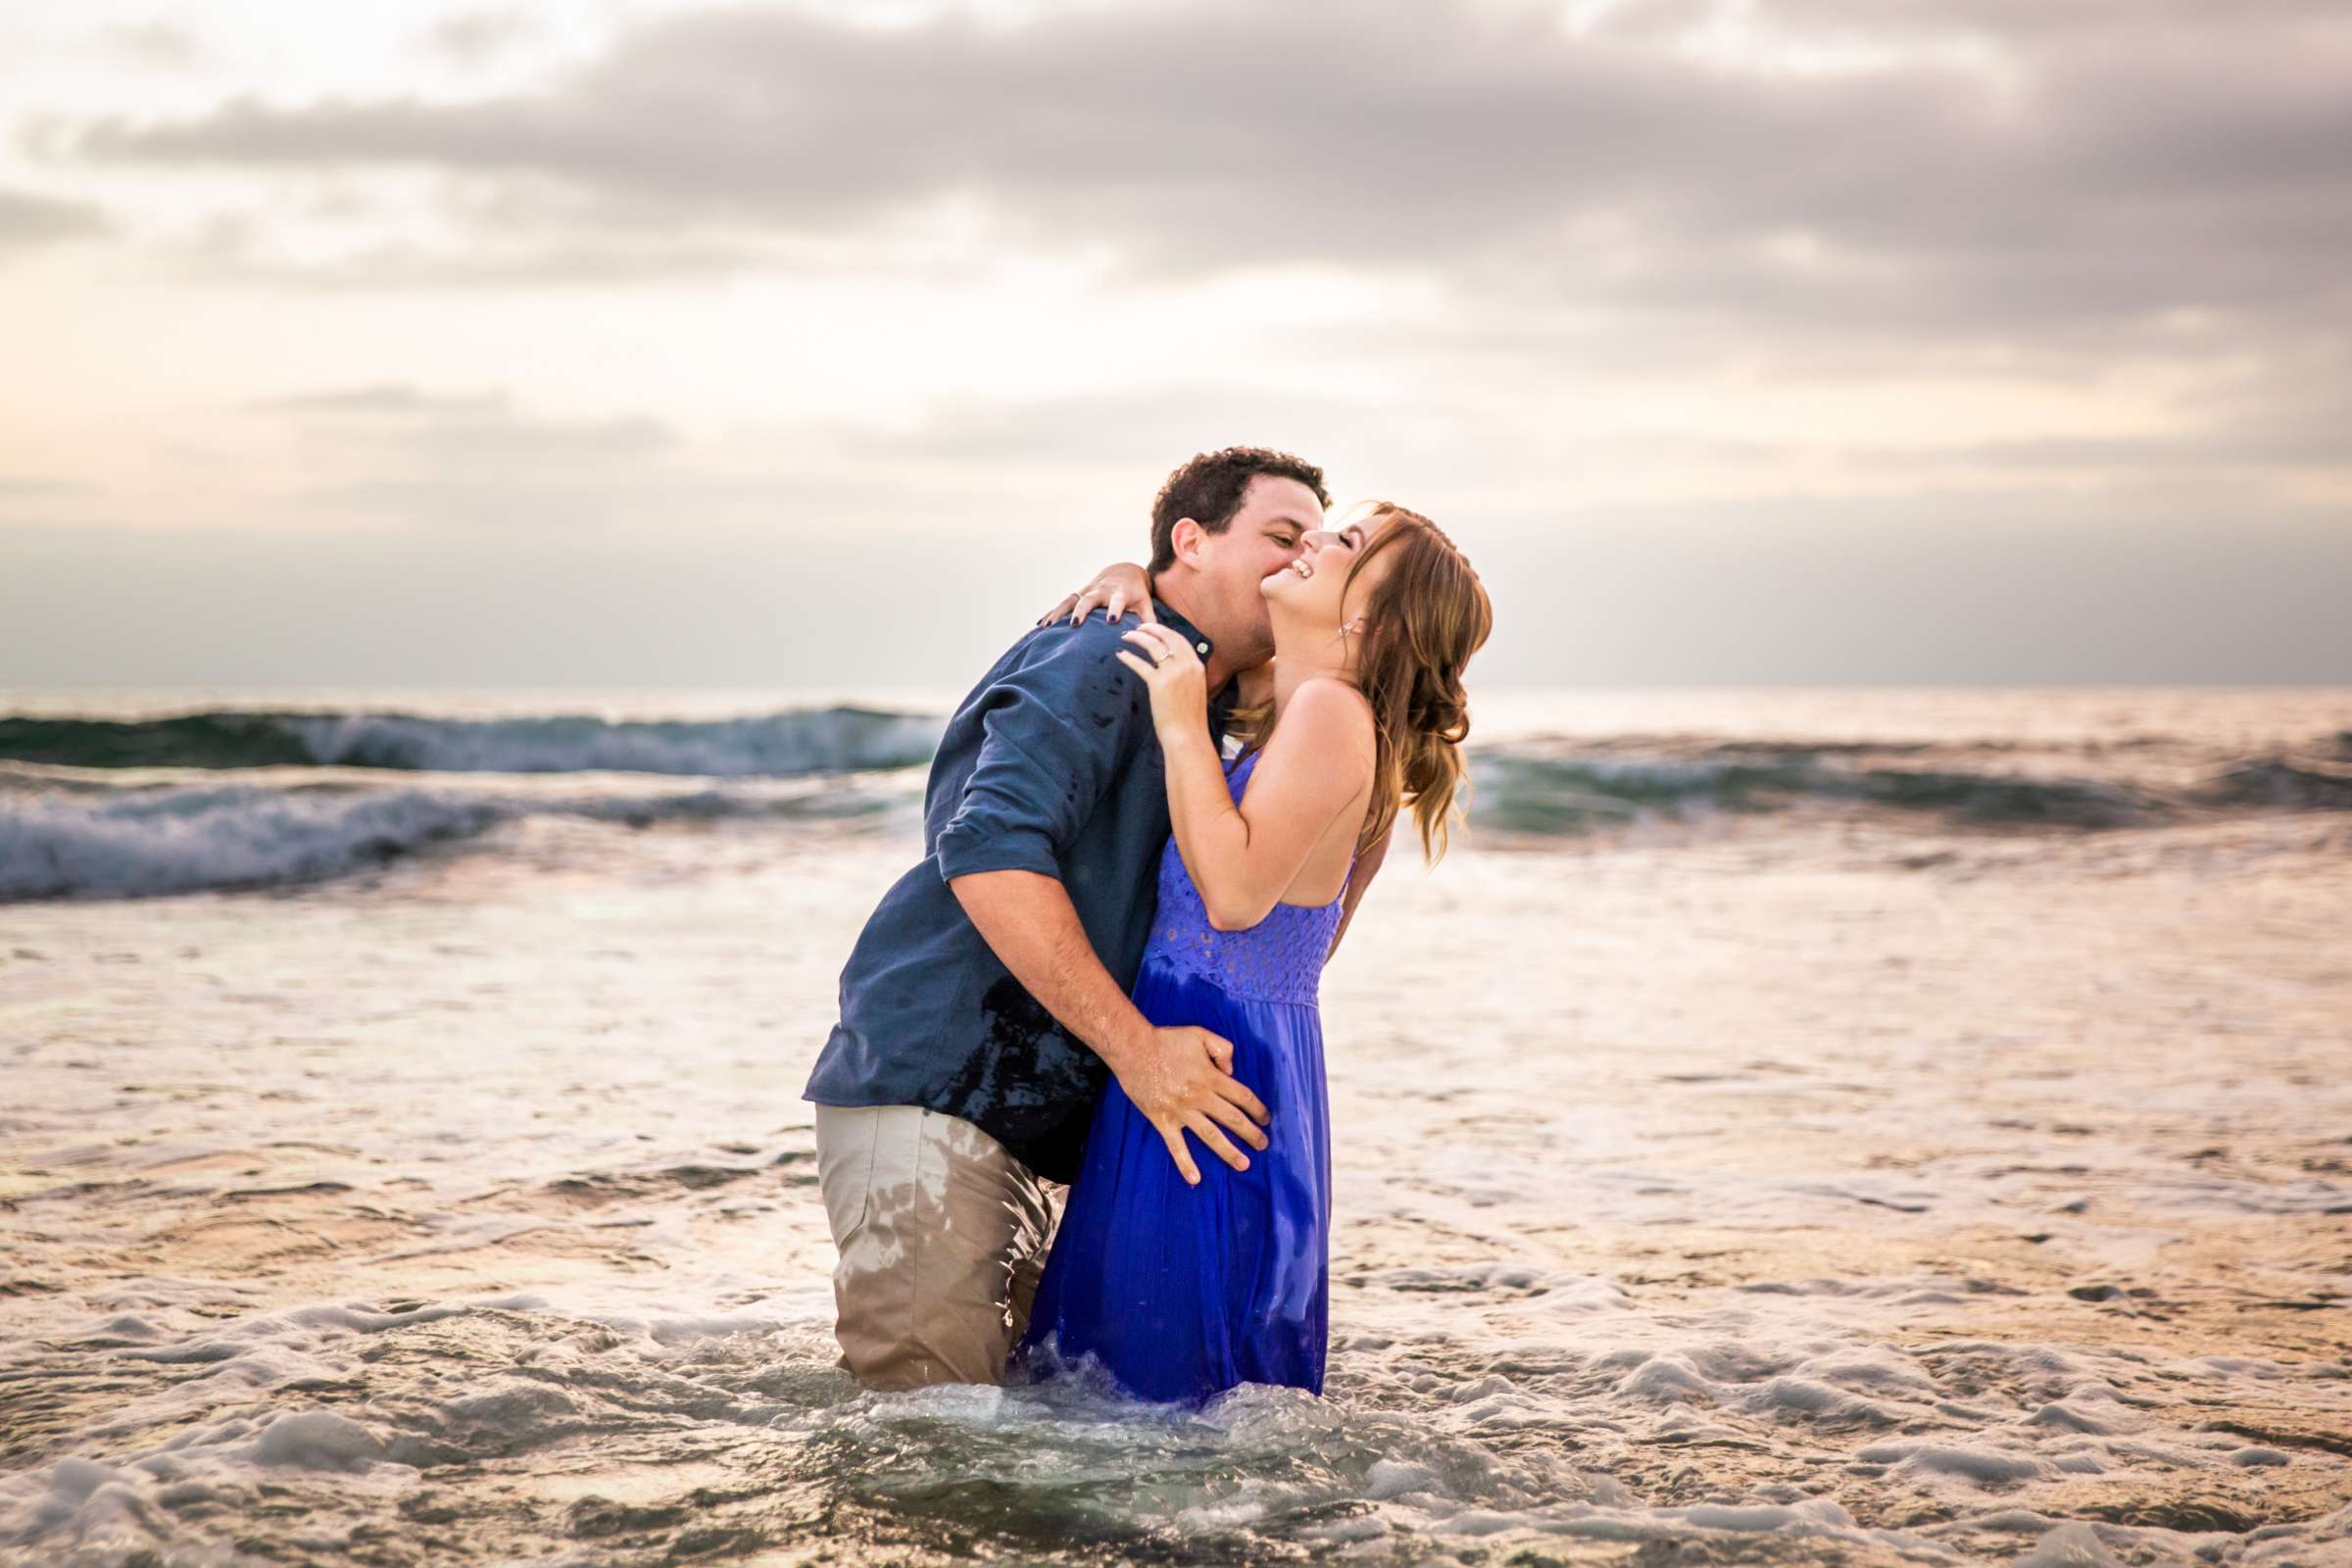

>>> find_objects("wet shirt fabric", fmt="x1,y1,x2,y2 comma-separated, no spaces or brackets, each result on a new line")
802,603,1230,1187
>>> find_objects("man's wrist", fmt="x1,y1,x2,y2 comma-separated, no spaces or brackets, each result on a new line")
1093,1010,1154,1073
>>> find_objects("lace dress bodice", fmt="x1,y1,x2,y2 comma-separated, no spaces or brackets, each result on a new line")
1141,751,1349,1006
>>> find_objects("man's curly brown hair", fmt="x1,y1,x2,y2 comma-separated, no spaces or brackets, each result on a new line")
1148,447,1331,574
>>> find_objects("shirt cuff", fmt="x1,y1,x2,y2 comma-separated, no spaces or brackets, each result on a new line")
935,824,1063,883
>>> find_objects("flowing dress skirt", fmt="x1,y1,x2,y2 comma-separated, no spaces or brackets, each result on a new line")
1015,956,1332,1404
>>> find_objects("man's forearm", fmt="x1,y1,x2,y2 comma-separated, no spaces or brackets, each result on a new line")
950,869,1151,1072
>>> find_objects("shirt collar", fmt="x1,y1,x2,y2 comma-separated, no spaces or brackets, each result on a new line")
1150,599,1235,719
1149,598,1216,668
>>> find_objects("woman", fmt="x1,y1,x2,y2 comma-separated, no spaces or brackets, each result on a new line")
1013,504,1494,1404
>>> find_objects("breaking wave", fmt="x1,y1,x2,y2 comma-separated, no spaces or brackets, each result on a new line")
0,778,898,903
0,707,944,778
1466,745,2352,838
2200,756,2352,812
8,712,2348,899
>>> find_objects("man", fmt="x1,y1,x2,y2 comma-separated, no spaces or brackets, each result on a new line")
803,446,1334,1391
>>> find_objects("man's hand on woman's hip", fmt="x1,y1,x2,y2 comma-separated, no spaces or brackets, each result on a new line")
1106,1021,1269,1187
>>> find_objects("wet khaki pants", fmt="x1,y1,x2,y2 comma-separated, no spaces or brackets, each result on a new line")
812,1103,1062,1390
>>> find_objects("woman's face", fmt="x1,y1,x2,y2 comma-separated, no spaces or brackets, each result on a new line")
1260,513,1387,628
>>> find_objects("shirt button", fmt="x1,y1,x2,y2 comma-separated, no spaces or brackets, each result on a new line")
1196,642,1209,655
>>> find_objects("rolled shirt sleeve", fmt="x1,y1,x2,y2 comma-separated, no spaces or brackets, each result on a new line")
933,625,1146,884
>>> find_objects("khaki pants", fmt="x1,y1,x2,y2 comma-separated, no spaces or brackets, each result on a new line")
812,1103,1062,1390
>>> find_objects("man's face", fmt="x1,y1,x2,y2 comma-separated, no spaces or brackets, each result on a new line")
1189,474,1325,655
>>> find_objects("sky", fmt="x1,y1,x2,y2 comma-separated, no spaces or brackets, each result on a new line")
2,0,2347,690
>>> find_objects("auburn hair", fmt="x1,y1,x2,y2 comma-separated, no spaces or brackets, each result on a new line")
1238,503,1494,861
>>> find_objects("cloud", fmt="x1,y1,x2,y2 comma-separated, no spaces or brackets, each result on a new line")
0,475,104,530
0,475,98,500
218,362,2352,553
1734,0,2347,43
258,380,675,452
426,10,538,67
246,382,687,530
0,187,109,252
254,383,510,416
183,230,788,289
221,375,1496,544
54,1,2352,338
103,21,203,70
7,2,2342,692
825,384,1441,481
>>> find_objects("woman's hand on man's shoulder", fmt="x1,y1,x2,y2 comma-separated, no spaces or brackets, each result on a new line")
1036,562,1156,628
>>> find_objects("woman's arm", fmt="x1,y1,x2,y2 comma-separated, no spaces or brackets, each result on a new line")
1116,625,1372,931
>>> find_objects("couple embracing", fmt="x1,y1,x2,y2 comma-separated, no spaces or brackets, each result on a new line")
803,446,1492,1404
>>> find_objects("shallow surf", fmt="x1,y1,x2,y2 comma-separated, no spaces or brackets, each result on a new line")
3,687,2348,1565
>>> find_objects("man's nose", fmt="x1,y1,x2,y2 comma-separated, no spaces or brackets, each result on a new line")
1299,529,1338,552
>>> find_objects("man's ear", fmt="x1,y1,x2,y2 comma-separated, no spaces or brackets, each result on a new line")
1170,516,1204,565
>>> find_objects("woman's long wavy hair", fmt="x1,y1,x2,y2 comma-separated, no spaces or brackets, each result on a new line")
1239,503,1494,861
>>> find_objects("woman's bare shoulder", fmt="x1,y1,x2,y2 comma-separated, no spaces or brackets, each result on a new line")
1289,675,1374,721
1278,677,1376,756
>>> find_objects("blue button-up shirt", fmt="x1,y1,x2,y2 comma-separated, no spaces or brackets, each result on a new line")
803,602,1231,1184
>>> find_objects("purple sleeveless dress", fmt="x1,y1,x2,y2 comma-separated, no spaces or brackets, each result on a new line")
1014,750,1347,1403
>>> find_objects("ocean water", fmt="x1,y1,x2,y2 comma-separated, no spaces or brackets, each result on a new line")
2,686,2348,1567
